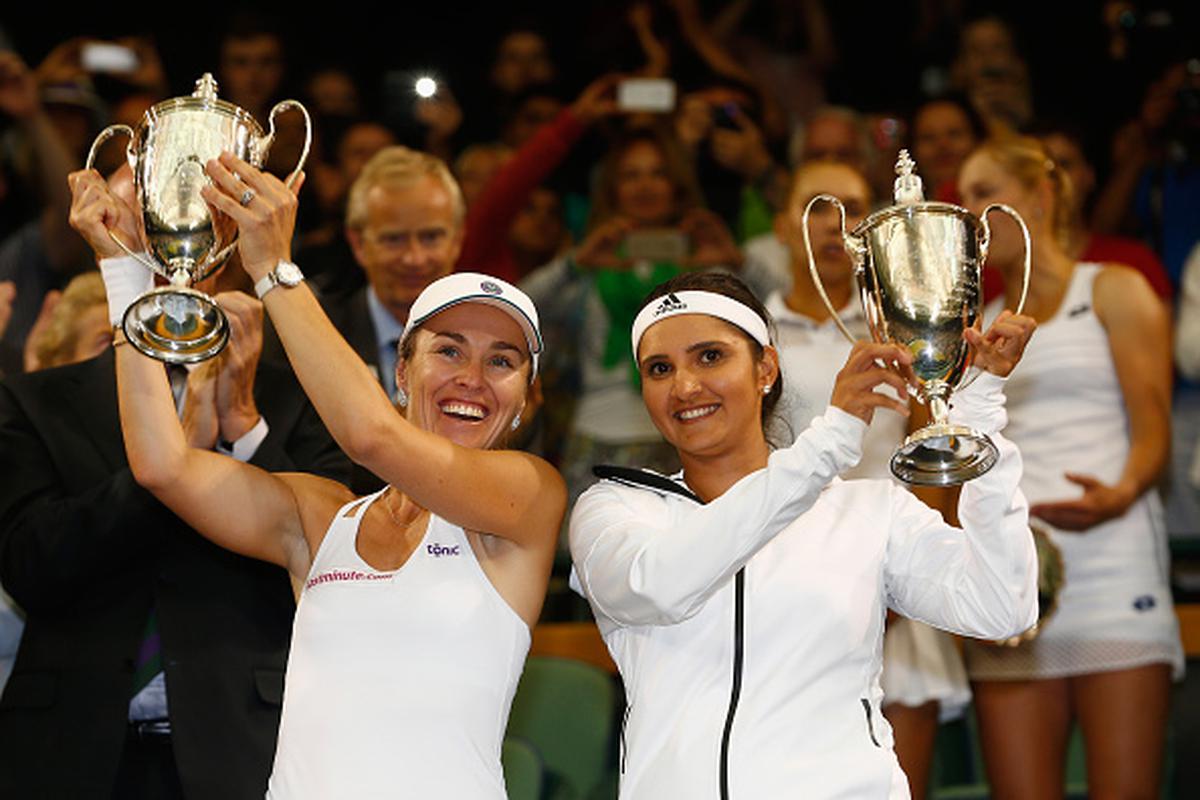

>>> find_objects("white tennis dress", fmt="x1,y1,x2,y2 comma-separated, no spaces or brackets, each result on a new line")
965,263,1183,680
266,490,530,799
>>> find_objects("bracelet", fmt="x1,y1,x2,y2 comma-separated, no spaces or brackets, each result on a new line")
112,326,129,348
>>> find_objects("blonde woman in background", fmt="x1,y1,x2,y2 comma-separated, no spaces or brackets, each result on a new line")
958,135,1180,798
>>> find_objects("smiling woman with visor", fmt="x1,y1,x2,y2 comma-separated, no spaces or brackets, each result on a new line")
69,150,565,798
568,271,1039,798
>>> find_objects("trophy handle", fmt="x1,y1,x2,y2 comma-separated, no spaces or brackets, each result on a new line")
262,99,313,188
799,194,860,345
980,203,1031,317
83,124,161,275
195,101,313,281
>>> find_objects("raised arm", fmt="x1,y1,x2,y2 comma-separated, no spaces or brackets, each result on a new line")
67,168,315,577
570,405,864,626
200,154,566,548
884,372,1038,640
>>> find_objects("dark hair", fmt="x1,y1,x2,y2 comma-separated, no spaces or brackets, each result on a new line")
910,92,988,145
640,272,783,434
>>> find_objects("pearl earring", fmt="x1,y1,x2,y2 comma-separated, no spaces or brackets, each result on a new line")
511,413,522,431
763,385,772,395
395,387,408,407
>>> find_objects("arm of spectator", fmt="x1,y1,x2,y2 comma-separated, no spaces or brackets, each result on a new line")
459,76,616,276
21,289,61,373
1175,243,1200,380
1090,121,1151,235
415,91,463,164
0,52,85,272
628,3,670,77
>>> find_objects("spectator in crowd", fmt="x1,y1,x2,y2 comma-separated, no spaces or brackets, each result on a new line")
950,15,1033,133
1092,59,1200,287
217,21,285,128
790,105,874,175
0,165,349,799
0,52,90,367
454,143,514,210
325,146,465,492
958,135,1180,800
458,75,619,284
910,94,986,204
1036,123,1173,300
1169,241,1200,540
522,126,748,509
297,119,397,296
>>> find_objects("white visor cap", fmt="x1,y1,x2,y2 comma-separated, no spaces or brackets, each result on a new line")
400,272,543,378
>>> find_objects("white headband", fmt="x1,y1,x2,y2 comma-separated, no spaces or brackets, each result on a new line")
631,290,772,360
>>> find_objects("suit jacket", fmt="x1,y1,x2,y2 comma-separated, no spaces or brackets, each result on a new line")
0,349,350,799
323,286,388,495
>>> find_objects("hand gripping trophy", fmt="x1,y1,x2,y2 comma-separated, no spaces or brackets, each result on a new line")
84,73,310,363
800,150,1031,486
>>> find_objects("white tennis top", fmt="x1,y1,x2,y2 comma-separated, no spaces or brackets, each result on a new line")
267,490,530,799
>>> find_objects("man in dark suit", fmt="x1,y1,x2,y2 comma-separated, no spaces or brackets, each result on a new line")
323,145,464,493
0,169,350,798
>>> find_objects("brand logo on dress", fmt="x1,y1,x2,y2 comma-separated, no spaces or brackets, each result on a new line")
426,543,461,557
1067,303,1091,318
1132,594,1156,612
654,293,687,317
480,280,503,295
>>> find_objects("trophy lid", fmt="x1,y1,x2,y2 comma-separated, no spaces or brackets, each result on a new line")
894,150,925,205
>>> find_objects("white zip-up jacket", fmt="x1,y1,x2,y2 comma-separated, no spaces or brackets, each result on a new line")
569,372,1038,799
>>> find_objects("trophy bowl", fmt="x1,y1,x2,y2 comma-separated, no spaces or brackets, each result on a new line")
85,73,311,363
800,150,1029,486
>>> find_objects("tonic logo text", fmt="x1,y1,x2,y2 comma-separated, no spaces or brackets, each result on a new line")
427,543,461,557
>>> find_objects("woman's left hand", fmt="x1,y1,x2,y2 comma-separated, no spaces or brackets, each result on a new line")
965,310,1036,377
1030,473,1137,531
202,152,302,283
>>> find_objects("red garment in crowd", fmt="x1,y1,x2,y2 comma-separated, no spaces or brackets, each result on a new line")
982,232,1173,303
456,108,586,283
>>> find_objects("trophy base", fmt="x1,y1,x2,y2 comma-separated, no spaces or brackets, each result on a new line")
890,423,999,487
123,286,229,364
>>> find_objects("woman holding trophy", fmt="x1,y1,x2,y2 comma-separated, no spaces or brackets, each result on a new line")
70,156,564,798
568,270,1038,798
957,136,1181,798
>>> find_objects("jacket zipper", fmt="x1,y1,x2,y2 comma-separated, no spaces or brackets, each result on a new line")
719,568,746,800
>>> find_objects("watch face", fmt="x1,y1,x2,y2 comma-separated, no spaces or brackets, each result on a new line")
277,262,304,286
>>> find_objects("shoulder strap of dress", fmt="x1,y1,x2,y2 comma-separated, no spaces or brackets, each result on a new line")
591,465,701,503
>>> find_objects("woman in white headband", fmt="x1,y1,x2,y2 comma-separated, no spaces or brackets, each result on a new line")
569,270,1040,798
70,156,564,798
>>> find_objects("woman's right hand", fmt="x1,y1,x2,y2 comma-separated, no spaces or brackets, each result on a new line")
830,341,916,424
575,217,634,270
67,167,140,260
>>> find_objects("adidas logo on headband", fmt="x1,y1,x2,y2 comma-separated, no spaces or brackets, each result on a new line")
654,294,688,317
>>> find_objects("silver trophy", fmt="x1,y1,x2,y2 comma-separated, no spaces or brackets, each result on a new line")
85,73,311,363
800,150,1030,486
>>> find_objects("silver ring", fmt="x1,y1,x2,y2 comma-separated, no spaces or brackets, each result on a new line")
239,188,256,207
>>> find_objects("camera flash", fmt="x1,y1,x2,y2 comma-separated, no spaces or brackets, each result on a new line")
414,77,437,98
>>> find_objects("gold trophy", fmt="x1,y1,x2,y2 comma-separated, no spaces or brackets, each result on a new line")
85,73,310,363
800,150,1030,486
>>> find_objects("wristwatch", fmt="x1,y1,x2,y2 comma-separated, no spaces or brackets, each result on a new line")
254,260,305,299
